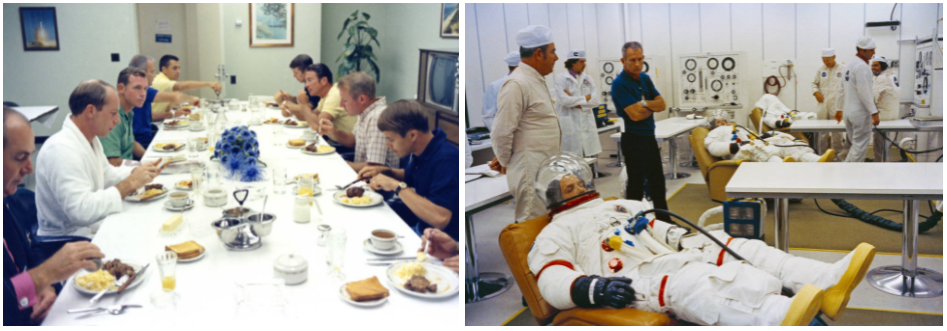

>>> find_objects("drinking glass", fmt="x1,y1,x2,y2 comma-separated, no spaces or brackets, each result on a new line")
191,167,203,194
157,251,178,293
273,127,284,147
272,167,287,194
187,138,200,159
327,228,347,281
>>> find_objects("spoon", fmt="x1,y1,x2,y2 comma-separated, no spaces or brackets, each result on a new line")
256,195,269,222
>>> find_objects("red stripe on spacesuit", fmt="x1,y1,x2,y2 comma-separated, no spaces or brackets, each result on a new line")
535,260,575,280
658,275,669,307
649,219,655,228
716,237,735,266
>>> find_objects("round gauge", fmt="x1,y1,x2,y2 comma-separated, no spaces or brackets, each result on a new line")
721,75,725,80
713,95,719,100
711,80,723,92
690,89,696,94
687,73,696,83
682,70,687,75
683,89,689,94
605,76,614,85
733,95,738,101
643,61,650,73
710,71,715,76
722,57,736,71
685,96,689,101
603,62,614,74
707,58,719,70
732,74,737,79
685,58,697,71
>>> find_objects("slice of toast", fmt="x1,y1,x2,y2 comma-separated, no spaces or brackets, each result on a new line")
345,276,389,302
165,241,204,259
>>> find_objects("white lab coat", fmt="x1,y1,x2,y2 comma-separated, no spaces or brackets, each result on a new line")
492,63,562,222
755,95,816,130
812,62,848,160
464,132,474,168
872,69,901,162
36,117,133,238
482,75,507,131
705,126,822,162
554,71,603,157
528,198,852,325
841,59,879,162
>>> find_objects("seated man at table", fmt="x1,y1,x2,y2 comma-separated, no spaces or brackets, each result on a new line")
4,106,106,326
151,54,222,115
277,54,319,119
300,63,357,157
319,72,400,171
127,55,197,148
528,153,876,325
35,80,163,238
705,110,835,163
419,228,459,274
100,67,151,166
358,100,459,240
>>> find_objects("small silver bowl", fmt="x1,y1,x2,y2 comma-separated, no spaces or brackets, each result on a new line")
248,213,276,237
222,207,254,219
212,218,242,243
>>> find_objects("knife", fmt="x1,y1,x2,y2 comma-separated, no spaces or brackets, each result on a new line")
91,275,128,304
118,263,149,294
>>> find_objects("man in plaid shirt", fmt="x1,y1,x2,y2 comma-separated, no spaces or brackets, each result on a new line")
319,72,400,171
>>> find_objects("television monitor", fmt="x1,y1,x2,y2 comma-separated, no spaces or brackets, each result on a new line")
417,49,458,113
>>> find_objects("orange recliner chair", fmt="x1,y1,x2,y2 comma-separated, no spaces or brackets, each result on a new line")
498,212,672,326
749,107,809,143
688,126,744,202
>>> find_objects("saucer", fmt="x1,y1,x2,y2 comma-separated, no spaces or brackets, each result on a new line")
164,200,195,211
362,239,403,255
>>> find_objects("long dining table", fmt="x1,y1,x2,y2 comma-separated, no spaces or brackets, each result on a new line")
42,101,459,325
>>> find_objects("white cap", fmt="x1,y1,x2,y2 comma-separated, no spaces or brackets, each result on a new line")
503,51,520,67
856,37,876,50
567,49,586,60
822,48,835,57
870,54,887,65
516,25,553,48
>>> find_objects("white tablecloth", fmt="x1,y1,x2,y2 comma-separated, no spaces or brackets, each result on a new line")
42,105,459,325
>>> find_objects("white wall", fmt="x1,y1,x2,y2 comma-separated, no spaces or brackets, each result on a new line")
465,3,941,129
137,4,194,83
3,3,140,136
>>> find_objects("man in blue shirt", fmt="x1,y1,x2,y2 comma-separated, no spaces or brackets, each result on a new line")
358,100,459,241
610,42,671,222
127,55,197,148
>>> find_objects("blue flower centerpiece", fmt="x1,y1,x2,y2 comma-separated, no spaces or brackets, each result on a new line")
213,126,266,182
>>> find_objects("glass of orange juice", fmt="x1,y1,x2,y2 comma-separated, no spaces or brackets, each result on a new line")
157,251,178,292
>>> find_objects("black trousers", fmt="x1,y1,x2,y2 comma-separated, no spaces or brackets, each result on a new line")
621,132,671,222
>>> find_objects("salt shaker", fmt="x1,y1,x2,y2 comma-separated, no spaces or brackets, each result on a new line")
317,225,331,247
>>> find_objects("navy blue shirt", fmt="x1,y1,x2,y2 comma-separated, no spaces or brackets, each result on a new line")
403,129,459,241
611,71,661,136
132,87,159,147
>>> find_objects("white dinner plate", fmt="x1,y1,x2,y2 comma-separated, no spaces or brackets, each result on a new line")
125,188,168,202
301,146,337,155
176,248,206,263
385,262,459,299
286,144,303,150
332,190,383,208
290,185,323,197
174,180,194,191
151,142,186,152
72,262,146,296
284,122,308,129
339,284,388,307
363,239,404,255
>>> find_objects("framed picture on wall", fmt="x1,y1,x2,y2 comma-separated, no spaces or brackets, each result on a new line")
250,3,294,47
440,3,459,38
19,7,60,51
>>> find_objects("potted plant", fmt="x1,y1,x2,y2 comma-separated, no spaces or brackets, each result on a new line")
336,10,381,82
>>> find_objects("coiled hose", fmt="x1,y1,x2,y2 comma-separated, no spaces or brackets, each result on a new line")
826,199,942,233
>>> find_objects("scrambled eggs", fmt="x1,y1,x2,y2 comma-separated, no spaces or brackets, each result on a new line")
76,270,116,291
341,196,372,205
394,262,427,279
316,145,335,153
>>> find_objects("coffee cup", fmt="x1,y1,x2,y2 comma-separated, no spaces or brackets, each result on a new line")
170,192,190,208
302,129,317,139
190,121,204,131
370,229,397,250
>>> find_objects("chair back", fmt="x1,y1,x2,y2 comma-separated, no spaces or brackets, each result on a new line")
688,126,718,182
434,111,459,147
498,214,559,325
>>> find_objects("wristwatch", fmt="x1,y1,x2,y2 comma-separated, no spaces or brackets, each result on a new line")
641,100,648,108
395,182,408,195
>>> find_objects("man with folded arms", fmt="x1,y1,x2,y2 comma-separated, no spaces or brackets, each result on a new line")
35,80,162,238
100,67,150,166
358,100,459,241
319,72,400,171
4,107,106,326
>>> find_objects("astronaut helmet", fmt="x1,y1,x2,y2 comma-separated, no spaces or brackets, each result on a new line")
535,153,596,209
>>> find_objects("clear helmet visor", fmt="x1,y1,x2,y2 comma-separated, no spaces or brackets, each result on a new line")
535,153,596,209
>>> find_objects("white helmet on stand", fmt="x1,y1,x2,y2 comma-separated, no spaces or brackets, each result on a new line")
535,153,596,209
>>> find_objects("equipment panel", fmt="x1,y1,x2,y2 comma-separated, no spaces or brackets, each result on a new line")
677,52,746,110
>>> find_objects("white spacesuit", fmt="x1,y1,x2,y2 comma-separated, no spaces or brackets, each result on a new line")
756,94,816,130
840,37,881,162
704,118,834,163
527,154,876,326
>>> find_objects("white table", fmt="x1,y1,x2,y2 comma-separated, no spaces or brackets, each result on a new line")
726,162,943,298
13,105,59,122
469,138,492,152
43,105,458,325
790,119,943,161
463,175,513,303
609,117,704,178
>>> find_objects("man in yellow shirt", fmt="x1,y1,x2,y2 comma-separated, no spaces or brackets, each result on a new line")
276,54,317,118
151,54,222,114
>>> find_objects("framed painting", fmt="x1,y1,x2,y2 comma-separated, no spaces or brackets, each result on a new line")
250,3,294,47
440,3,458,38
19,7,60,51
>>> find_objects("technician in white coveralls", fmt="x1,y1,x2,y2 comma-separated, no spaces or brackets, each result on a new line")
756,94,816,130
554,49,602,157
705,110,835,163
481,52,521,131
811,48,847,159
840,37,881,162
870,55,901,162
527,154,875,325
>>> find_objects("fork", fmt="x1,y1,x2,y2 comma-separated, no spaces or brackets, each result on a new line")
68,305,142,315
90,275,129,304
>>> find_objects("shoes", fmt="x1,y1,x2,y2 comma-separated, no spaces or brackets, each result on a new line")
822,243,876,320
818,149,836,163
782,156,795,162
781,284,824,326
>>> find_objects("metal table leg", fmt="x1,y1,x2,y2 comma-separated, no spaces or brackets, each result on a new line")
867,200,943,298
881,132,890,162
814,133,823,155
664,136,690,179
607,136,623,168
465,212,513,303
774,198,789,252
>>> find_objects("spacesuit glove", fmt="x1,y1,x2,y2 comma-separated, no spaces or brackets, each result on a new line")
776,120,791,129
729,143,740,154
760,131,775,140
571,275,635,308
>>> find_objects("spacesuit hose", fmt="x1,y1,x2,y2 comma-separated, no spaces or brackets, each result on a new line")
830,199,943,233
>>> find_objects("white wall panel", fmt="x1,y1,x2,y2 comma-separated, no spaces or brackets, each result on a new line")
865,3,901,60
640,3,672,58
762,4,795,60
795,3,830,114
624,3,643,45
829,3,866,66
566,3,585,56
581,3,601,80
527,3,550,27
465,3,485,128
595,3,625,61
670,4,701,55
732,3,764,125
699,3,732,53
503,3,529,53
548,3,571,78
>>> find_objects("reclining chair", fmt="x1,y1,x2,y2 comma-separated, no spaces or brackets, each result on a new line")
498,210,671,326
688,127,744,203
749,107,809,143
